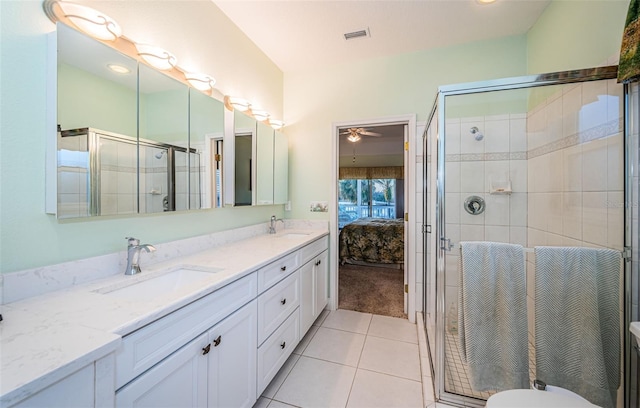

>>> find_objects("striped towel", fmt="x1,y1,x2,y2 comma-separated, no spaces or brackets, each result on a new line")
535,246,621,408
458,241,529,391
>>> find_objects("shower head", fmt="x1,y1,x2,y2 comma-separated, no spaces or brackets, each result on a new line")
470,126,484,141
155,150,166,159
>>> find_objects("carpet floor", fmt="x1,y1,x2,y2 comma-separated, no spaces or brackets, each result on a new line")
338,263,406,319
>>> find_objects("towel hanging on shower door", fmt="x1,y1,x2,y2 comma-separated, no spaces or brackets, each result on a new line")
458,241,529,391
534,246,621,408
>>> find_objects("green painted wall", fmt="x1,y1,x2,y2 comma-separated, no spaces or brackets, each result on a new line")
284,35,529,219
527,0,630,74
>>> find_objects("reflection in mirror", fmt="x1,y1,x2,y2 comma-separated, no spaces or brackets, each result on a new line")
189,91,225,209
138,64,189,213
56,23,137,219
273,130,288,204
234,110,256,206
256,122,274,205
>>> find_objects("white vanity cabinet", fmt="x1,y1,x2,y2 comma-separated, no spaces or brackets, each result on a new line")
299,237,330,336
114,274,258,408
116,300,257,408
207,300,257,408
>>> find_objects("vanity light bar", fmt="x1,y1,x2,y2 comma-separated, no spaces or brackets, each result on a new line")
43,0,122,41
184,72,216,92
269,119,285,130
135,43,178,71
251,109,270,122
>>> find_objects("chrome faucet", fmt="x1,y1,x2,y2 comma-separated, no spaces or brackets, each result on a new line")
125,237,156,275
269,215,284,234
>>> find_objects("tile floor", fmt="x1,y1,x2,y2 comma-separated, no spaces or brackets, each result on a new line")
253,309,459,408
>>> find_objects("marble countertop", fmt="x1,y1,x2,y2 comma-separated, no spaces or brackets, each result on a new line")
0,228,328,406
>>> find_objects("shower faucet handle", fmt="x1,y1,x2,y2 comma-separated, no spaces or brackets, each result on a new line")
126,236,140,247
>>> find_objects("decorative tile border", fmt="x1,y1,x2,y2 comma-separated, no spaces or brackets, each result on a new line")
527,118,622,160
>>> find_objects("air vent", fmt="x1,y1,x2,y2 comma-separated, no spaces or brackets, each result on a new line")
344,28,369,40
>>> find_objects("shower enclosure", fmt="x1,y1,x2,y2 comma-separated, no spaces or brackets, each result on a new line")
57,127,201,217
422,67,640,407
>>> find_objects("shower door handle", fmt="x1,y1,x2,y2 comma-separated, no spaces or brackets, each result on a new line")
440,237,454,252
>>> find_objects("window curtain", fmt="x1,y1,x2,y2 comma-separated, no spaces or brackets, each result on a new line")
339,166,404,180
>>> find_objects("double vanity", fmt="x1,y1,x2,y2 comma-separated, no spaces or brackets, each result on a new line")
0,223,329,408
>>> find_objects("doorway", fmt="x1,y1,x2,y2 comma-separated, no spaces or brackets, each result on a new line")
330,115,417,322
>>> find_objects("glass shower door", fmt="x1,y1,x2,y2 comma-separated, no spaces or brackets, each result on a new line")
428,67,627,407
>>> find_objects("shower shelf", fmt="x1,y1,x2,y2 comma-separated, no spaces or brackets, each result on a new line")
489,178,512,195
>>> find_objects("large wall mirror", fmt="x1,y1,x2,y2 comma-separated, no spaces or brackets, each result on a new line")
53,23,225,219
231,109,289,207
52,22,287,218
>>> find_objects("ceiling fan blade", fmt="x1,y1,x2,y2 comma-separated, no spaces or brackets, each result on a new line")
361,131,381,136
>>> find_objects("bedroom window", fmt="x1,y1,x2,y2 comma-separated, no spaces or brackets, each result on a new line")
338,178,399,228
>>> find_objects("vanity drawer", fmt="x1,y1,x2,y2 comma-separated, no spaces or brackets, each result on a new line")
257,270,300,345
115,273,257,389
300,235,329,265
257,251,300,293
256,308,300,397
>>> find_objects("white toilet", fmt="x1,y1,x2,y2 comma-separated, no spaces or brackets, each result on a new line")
486,381,599,408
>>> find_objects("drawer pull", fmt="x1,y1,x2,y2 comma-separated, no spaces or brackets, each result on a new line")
213,335,222,347
280,266,287,271
280,341,286,349
202,344,211,355
281,298,287,305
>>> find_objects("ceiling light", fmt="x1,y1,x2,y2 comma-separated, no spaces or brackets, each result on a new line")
43,0,122,41
269,119,285,130
184,72,216,91
476,0,497,4
227,97,251,112
347,134,361,143
107,64,130,74
135,43,177,71
251,109,270,121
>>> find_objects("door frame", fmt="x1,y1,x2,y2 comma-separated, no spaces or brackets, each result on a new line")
330,114,417,323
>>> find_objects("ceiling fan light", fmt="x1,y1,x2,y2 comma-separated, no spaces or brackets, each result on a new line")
347,134,361,143
135,43,177,71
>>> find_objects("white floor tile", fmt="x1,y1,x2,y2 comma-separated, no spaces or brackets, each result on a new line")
346,369,423,408
262,353,301,398
359,336,421,381
322,309,372,334
303,327,366,366
274,356,356,408
294,325,319,355
368,315,418,344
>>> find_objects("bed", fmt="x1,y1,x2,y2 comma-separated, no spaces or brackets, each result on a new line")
338,217,404,266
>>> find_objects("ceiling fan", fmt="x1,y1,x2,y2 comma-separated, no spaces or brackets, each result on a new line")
340,127,381,142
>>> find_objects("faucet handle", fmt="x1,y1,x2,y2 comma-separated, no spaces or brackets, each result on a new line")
126,237,140,247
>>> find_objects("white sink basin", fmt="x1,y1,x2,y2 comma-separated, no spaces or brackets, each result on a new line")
278,232,312,239
631,322,640,345
98,266,222,302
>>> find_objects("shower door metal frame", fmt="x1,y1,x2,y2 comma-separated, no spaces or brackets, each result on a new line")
428,65,631,407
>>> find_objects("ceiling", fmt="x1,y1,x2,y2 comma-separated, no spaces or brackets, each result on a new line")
213,0,552,73
338,124,405,157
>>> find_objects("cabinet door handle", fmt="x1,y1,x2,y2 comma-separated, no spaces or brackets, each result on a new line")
280,341,286,349
213,335,222,347
202,344,211,355
281,298,286,305
280,266,287,271
315,259,321,266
